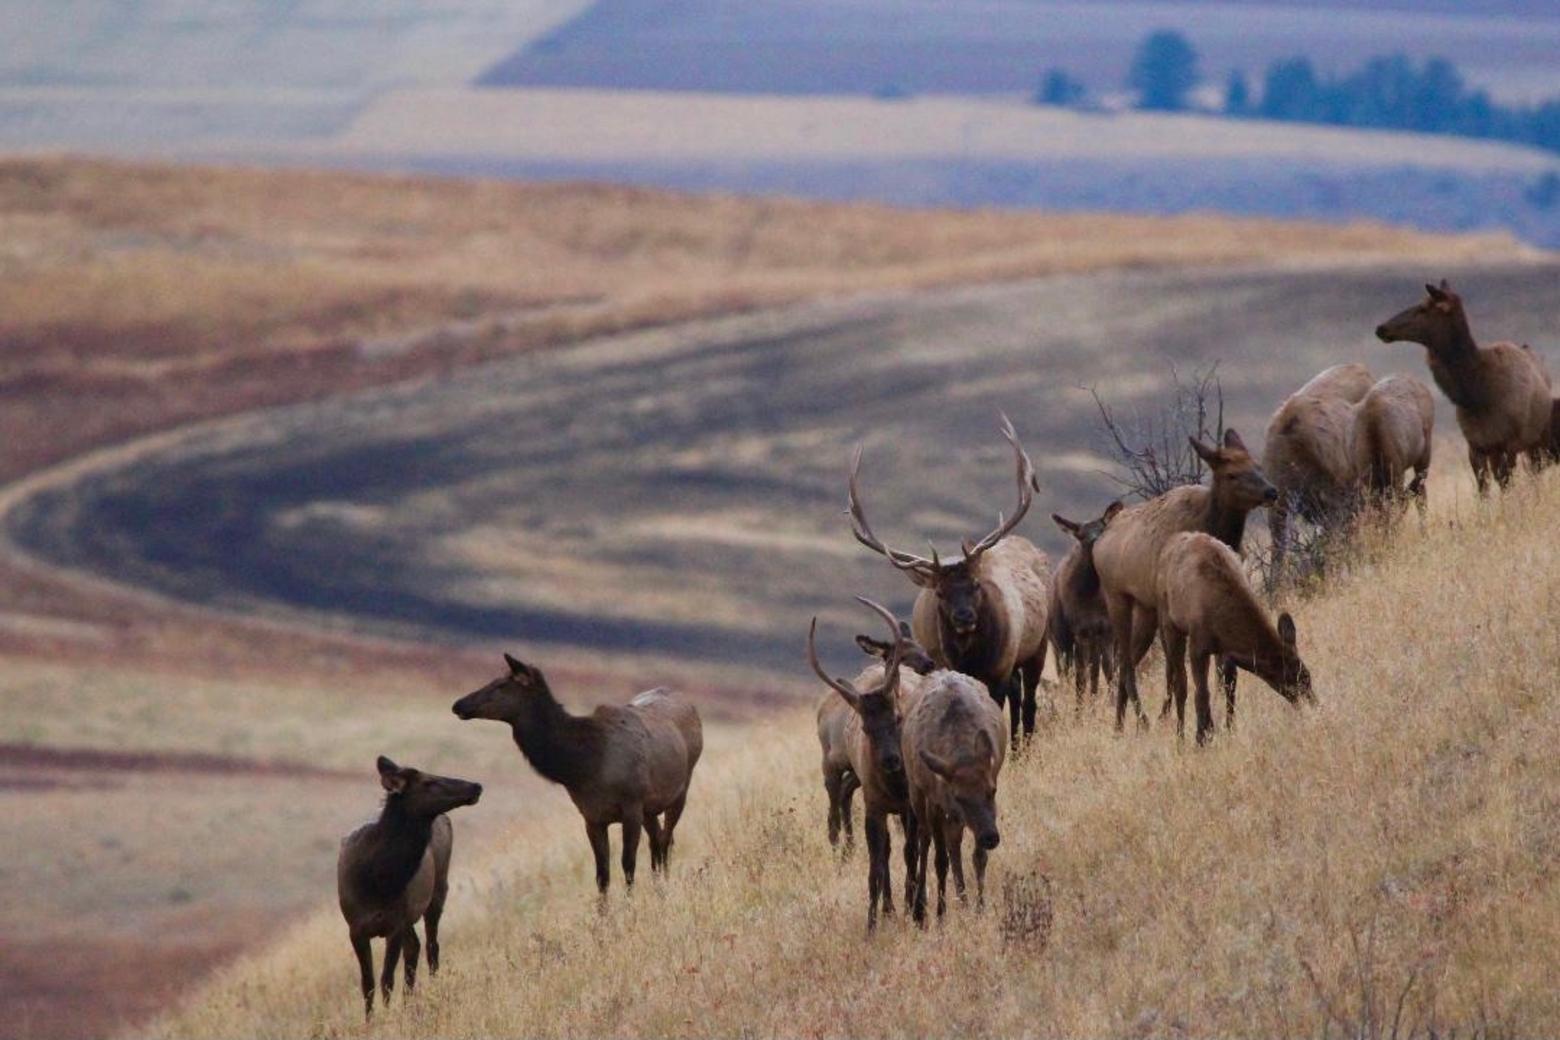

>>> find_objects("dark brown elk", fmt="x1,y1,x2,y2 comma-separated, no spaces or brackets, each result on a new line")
452,654,702,895
1376,281,1552,493
1048,501,1123,712
848,416,1050,743
816,612,936,853
1157,532,1315,744
1091,428,1278,731
901,670,1006,923
337,756,481,1017
809,598,929,932
1263,363,1375,567
1352,375,1434,508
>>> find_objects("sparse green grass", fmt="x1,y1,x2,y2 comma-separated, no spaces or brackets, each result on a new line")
145,469,1560,1039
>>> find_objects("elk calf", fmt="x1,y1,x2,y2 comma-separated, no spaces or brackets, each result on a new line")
452,655,702,895
337,756,481,1017
1352,375,1434,508
1376,281,1552,493
850,415,1051,743
810,599,928,931
1048,502,1122,711
901,671,1007,922
817,615,935,852
1157,533,1315,744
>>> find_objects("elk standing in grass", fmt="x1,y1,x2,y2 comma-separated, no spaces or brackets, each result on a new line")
816,613,936,853
337,756,481,1018
1352,375,1435,509
849,416,1050,743
1263,363,1375,569
1376,281,1552,493
452,654,702,895
1157,532,1315,744
902,670,1006,923
809,599,927,931
1048,502,1122,711
1092,428,1278,731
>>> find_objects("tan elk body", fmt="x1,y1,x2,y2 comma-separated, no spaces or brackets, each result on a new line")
337,757,481,1017
850,416,1051,742
452,655,702,894
1352,375,1435,504
1377,281,1551,492
1157,533,1315,744
901,670,1006,922
1263,363,1374,553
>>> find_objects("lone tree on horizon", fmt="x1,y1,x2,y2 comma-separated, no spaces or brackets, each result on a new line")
1129,30,1200,111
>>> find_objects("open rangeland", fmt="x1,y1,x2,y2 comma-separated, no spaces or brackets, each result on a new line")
141,468,1560,1039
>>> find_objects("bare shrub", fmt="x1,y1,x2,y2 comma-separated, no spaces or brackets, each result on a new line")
1088,364,1225,500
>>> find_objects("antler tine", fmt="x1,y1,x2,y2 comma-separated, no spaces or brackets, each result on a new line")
854,596,906,693
847,445,937,574
968,413,1036,558
806,617,860,703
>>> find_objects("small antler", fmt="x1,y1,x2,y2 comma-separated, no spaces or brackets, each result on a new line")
964,413,1036,560
848,445,938,577
807,617,863,709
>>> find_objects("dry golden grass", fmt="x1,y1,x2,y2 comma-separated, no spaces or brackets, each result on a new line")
0,154,1530,481
146,468,1560,1039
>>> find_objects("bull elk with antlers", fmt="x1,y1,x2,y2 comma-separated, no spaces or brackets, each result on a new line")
848,417,1051,743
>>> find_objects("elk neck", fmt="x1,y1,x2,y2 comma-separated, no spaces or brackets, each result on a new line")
358,795,436,902
509,681,606,791
1423,308,1489,412
1202,486,1249,555
937,582,1009,684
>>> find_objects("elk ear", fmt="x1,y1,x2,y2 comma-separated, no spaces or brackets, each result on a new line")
1425,282,1443,299
919,747,956,780
503,652,528,678
855,634,891,659
898,620,914,638
1277,612,1298,650
1052,513,1079,537
1189,437,1220,466
1102,500,1125,525
377,756,408,793
1222,428,1247,454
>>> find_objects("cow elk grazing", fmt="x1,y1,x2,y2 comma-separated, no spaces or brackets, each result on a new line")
816,612,936,853
452,654,702,895
1157,533,1315,744
902,670,1007,922
337,756,481,1018
1352,375,1435,510
809,599,927,932
849,416,1051,743
1376,281,1552,493
1263,363,1375,566
1092,428,1278,731
1048,502,1123,711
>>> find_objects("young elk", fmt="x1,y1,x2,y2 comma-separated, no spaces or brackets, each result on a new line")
809,598,928,932
1048,501,1123,712
816,612,936,853
1092,428,1278,732
337,756,481,1018
1352,375,1434,510
1157,533,1315,744
901,670,1007,923
1263,363,1375,569
849,416,1050,743
1376,281,1552,493
452,655,702,895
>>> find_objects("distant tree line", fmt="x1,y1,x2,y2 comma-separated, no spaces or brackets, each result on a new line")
1035,30,1560,157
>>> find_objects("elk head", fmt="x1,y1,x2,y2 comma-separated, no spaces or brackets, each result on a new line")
854,620,937,676
849,415,1036,647
1275,612,1316,706
376,755,483,816
1375,279,1470,355
809,598,912,793
1052,500,1124,549
452,653,551,723
1189,428,1278,513
918,728,1001,850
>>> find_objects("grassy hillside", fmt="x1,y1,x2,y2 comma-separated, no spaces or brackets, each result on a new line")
145,468,1560,1039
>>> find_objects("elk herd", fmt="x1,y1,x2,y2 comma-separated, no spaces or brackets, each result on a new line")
333,279,1556,1010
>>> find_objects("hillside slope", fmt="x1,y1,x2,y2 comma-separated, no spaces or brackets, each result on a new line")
146,469,1560,1039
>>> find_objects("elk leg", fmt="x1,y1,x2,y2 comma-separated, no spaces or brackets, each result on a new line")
620,811,643,889
424,899,443,976
839,774,859,855
1106,591,1137,731
947,824,968,907
1220,656,1239,731
864,813,886,932
401,925,421,993
973,844,989,910
585,820,611,895
380,931,403,1006
1020,655,1041,739
1128,604,1156,728
932,818,950,919
823,769,844,849
901,812,919,910
911,802,933,925
1161,624,1188,740
660,792,688,872
1192,649,1215,746
351,933,375,1018
643,812,665,873
1469,445,1490,496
